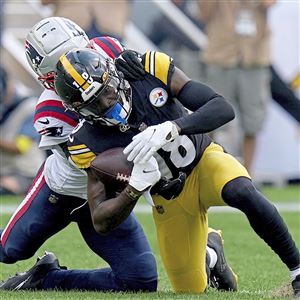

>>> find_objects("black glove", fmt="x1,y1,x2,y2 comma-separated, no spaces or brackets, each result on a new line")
115,50,146,81
152,172,186,200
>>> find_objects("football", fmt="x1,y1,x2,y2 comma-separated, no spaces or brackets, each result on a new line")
90,147,133,191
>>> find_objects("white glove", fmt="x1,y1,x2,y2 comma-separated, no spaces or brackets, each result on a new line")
129,157,161,192
124,121,179,163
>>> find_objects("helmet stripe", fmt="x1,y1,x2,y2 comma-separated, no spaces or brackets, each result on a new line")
59,54,90,90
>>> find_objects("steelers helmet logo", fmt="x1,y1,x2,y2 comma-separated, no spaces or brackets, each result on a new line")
149,88,168,107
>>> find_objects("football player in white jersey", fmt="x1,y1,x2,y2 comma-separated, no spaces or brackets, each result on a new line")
0,17,157,292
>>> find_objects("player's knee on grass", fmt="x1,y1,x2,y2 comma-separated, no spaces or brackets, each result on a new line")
0,240,34,264
120,251,158,292
0,245,20,264
0,242,15,263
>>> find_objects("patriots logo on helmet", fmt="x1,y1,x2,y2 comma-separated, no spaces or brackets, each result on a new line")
64,20,84,37
25,40,44,68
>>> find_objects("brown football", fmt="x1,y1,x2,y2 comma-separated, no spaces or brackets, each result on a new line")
90,147,133,191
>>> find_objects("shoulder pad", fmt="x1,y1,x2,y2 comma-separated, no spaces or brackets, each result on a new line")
35,91,79,128
143,51,173,85
34,90,79,149
92,36,125,59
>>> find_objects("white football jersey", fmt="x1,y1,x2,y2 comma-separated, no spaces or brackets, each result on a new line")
34,89,87,198
44,150,87,199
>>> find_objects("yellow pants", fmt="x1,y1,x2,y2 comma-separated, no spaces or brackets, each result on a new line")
152,142,250,293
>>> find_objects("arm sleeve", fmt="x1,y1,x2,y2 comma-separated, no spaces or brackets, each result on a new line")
174,80,235,135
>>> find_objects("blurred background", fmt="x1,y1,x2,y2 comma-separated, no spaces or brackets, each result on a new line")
0,0,299,194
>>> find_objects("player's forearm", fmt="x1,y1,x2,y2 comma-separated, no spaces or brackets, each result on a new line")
175,97,235,135
90,187,141,234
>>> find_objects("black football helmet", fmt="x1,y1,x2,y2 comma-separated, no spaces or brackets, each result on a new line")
54,48,132,126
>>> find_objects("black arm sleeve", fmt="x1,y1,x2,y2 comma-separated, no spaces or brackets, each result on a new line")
174,80,235,135
270,65,300,124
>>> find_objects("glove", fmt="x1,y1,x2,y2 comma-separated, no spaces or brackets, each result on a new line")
124,121,179,164
129,157,161,192
115,50,146,81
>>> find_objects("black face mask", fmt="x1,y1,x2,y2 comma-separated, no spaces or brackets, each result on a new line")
69,75,131,126
78,83,120,119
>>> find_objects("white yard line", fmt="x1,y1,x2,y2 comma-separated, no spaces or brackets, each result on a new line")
1,202,299,215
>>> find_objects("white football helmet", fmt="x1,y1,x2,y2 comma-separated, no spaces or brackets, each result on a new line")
25,17,90,90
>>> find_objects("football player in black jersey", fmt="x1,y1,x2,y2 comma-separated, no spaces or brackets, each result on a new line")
54,48,300,296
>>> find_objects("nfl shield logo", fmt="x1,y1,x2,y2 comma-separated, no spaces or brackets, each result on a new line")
48,194,58,204
25,40,44,69
149,88,168,107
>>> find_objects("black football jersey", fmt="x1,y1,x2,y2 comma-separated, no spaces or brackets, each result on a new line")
67,51,212,179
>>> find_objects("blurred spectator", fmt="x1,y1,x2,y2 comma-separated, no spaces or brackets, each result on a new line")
149,0,204,53
148,0,205,79
271,66,300,124
0,66,45,195
147,0,299,126
199,0,276,174
40,0,129,40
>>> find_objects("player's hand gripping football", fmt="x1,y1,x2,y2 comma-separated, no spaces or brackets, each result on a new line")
124,121,179,164
129,156,161,192
115,50,145,81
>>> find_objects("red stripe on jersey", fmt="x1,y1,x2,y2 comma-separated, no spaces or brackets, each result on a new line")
1,168,46,246
92,39,115,59
34,111,78,127
36,100,64,111
102,37,123,54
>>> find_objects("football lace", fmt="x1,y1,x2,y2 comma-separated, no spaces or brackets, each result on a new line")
116,173,130,182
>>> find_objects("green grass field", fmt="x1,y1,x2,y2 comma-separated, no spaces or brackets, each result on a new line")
0,186,299,299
